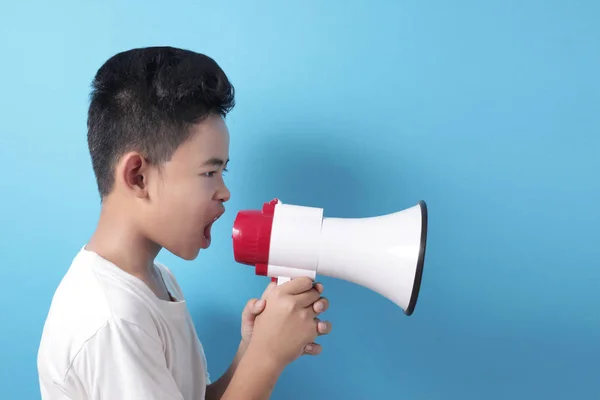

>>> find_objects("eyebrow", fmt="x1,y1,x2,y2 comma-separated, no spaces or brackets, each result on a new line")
202,157,229,167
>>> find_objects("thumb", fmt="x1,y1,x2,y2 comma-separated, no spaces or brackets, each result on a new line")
242,298,265,324
253,298,266,312
260,281,277,300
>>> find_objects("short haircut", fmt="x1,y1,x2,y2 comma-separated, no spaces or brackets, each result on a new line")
87,46,235,198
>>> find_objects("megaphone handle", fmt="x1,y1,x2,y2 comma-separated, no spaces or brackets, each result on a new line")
276,276,291,286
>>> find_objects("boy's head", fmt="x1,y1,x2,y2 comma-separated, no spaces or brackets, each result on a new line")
87,46,234,260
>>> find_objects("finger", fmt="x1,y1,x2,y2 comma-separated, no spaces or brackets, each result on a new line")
303,343,322,356
260,281,277,300
281,276,314,295
295,287,322,308
313,297,329,314
315,318,331,335
314,282,324,294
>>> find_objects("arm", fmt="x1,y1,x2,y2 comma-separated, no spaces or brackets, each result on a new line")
204,340,248,400
205,339,284,400
206,294,274,400
219,341,284,400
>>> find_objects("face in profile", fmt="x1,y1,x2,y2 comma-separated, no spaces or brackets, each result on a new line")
138,114,231,260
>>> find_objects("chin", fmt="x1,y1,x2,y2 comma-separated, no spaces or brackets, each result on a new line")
179,248,201,261
167,245,201,261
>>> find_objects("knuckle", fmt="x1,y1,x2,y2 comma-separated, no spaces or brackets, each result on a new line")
284,298,296,312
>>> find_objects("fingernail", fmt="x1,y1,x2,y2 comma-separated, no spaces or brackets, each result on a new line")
306,345,313,352
318,322,328,331
256,300,264,308
315,302,324,312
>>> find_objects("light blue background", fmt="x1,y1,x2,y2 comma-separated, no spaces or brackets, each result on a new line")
1,1,599,399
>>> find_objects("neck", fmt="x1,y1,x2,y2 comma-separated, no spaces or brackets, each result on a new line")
86,197,161,279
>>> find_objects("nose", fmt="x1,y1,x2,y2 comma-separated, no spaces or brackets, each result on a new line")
216,182,231,203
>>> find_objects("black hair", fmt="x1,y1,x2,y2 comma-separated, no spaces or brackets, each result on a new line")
87,46,235,198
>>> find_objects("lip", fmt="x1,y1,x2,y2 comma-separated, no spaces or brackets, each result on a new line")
212,208,225,223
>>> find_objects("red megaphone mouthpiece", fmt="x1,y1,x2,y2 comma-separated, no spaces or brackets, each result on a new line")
232,199,279,267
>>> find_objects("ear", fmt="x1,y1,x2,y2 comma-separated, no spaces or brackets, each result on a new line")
119,151,150,199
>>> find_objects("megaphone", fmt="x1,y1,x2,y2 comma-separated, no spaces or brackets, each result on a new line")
231,199,428,316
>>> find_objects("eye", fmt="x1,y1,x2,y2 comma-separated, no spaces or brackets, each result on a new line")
202,168,228,178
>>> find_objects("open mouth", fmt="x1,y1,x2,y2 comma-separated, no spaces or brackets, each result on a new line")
203,211,224,248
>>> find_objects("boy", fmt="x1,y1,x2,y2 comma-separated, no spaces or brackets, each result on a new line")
37,46,332,400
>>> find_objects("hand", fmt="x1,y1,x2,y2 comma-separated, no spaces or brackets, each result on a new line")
241,280,331,356
246,277,331,367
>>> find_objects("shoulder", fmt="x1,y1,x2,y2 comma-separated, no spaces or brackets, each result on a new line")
38,249,166,386
38,250,112,374
42,316,176,399
76,316,164,361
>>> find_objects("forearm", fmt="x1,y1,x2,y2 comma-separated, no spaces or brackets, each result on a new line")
220,342,283,400
205,340,249,400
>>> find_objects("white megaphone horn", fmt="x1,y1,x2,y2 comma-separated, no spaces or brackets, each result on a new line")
231,199,428,316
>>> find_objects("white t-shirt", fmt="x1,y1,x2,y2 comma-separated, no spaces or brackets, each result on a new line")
37,247,211,399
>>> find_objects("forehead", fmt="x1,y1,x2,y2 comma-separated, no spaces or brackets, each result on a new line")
173,114,230,164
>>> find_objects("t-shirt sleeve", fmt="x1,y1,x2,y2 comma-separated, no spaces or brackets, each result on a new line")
67,318,185,400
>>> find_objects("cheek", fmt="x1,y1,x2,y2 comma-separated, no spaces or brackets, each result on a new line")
197,176,222,200
156,173,215,202
173,178,215,221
